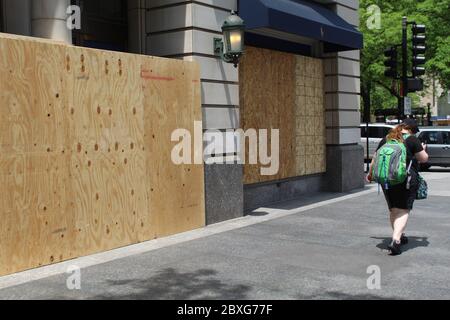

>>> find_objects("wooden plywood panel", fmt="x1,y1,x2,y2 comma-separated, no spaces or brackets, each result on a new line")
141,56,205,239
295,55,326,176
240,46,296,184
0,35,74,272
240,46,326,185
0,33,205,276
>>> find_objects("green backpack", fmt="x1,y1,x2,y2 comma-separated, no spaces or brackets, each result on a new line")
371,135,410,189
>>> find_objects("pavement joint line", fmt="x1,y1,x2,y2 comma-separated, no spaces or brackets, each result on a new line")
0,187,378,290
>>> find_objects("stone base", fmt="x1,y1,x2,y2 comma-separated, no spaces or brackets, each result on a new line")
204,164,244,225
244,174,325,212
326,144,365,192
207,145,364,221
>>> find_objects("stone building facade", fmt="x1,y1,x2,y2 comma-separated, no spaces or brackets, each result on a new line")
0,0,364,224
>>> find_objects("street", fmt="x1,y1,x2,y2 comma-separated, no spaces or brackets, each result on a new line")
0,170,449,300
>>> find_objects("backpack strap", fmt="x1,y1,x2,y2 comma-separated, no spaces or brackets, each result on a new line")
404,133,413,189
406,160,413,190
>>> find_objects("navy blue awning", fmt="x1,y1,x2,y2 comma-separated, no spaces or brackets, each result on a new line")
239,0,363,53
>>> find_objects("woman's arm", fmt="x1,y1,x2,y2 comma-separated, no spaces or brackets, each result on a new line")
367,138,387,182
366,158,376,182
415,142,429,163
416,150,429,164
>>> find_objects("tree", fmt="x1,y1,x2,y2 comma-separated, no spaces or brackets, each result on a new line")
359,0,450,116
417,0,450,89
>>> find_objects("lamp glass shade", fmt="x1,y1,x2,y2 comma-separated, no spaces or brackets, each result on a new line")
230,30,243,52
224,29,244,54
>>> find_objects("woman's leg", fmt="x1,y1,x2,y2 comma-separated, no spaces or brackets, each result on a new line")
389,210,395,230
392,208,410,242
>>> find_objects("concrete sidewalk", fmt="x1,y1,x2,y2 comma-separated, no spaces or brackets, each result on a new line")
1,171,449,300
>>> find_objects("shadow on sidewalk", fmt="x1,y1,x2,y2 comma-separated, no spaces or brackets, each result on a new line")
426,168,450,173
245,187,371,214
86,268,251,300
297,291,404,300
372,237,430,253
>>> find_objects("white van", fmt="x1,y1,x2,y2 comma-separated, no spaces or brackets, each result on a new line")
360,124,395,161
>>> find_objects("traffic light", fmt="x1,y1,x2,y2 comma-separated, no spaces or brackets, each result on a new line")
384,46,398,78
411,24,426,77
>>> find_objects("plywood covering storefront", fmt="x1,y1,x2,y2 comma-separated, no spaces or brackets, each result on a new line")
240,46,326,185
0,33,205,276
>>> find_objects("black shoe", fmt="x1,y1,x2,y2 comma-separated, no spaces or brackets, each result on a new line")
388,240,402,256
401,234,409,245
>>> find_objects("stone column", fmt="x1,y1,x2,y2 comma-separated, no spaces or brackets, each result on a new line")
31,0,72,43
324,0,365,192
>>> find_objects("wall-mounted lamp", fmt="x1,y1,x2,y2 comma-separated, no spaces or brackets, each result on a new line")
214,11,245,68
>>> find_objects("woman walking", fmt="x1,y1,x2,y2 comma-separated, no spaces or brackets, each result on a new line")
368,119,429,256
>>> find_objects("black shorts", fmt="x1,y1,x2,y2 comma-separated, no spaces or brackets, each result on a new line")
382,173,418,211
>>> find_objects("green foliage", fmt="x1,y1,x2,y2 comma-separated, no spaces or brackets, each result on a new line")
359,0,450,111
371,85,397,109
416,0,450,88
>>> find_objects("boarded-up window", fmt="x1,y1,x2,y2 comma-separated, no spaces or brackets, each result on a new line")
240,46,326,185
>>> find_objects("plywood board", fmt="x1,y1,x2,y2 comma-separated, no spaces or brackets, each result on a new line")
0,33,205,276
240,46,326,185
295,55,326,176
240,46,296,184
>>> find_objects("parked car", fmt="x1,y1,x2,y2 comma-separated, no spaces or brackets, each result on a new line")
417,127,450,170
360,124,395,161
386,119,402,125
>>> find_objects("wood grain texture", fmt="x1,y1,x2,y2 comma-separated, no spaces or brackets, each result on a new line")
0,33,205,276
240,46,296,184
240,46,325,185
295,55,326,176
